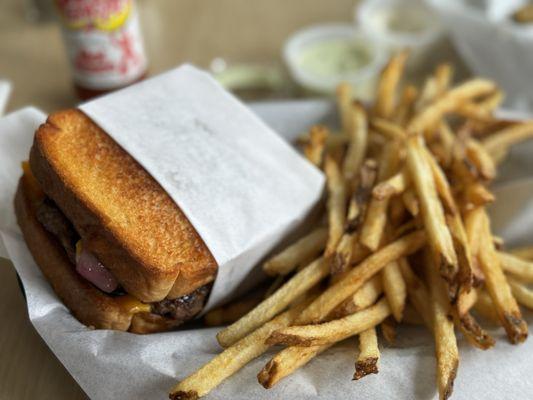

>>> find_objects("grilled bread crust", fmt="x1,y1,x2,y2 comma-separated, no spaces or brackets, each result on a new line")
15,176,188,333
29,109,217,302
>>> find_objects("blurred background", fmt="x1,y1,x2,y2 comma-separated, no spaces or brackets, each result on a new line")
1,0,473,114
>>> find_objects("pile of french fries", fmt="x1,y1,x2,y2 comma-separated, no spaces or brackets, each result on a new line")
169,52,533,400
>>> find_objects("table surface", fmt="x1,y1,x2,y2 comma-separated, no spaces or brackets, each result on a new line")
0,1,471,399
0,1,358,399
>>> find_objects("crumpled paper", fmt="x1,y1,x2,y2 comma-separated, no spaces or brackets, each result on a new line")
1,100,533,399
427,0,533,111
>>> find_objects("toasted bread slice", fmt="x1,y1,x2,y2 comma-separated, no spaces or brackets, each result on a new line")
29,109,217,302
15,176,194,333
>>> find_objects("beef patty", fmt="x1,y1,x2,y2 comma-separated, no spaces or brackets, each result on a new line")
35,197,209,323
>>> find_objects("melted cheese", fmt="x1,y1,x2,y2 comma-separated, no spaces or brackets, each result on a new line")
116,295,152,315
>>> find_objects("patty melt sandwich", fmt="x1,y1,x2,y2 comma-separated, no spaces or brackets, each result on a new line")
15,110,218,333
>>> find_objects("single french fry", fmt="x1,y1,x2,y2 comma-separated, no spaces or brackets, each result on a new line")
456,91,503,122
331,232,358,277
463,208,486,285
447,213,474,305
416,76,439,112
170,300,310,400
296,230,425,325
457,287,478,317
483,122,533,158
510,245,533,260
395,84,419,125
454,310,495,350
513,3,533,23
304,125,329,167
360,141,402,251
217,257,328,347
375,51,409,119
499,252,533,283
437,122,456,167
353,328,380,380
402,188,420,217
463,182,495,209
337,82,353,136
478,209,528,344
507,277,533,310
382,260,407,321
434,63,453,96
268,298,391,346
370,118,408,141
399,258,432,328
408,79,497,134
263,227,328,276
380,317,397,345
422,145,458,216
372,168,409,200
343,102,368,182
332,160,378,276
474,290,499,323
465,138,496,181
257,343,332,389
425,250,459,400
406,136,458,282
325,156,347,257
330,275,383,319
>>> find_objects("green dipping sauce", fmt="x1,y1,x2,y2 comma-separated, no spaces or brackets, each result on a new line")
296,39,371,77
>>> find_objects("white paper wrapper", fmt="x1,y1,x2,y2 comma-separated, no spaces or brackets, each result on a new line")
79,65,324,309
1,101,533,400
426,0,533,111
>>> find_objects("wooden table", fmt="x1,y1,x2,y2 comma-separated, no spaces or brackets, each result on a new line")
0,0,355,398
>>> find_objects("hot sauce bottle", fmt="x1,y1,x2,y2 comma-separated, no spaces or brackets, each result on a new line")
54,0,148,100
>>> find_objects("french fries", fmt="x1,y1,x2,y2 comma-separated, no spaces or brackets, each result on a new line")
337,82,353,136
408,79,497,134
375,51,408,119
478,209,528,343
170,299,312,400
425,250,459,400
324,156,347,257
360,141,402,251
343,102,368,183
331,159,377,276
329,275,383,319
257,344,331,389
217,257,328,347
507,277,533,309
499,252,533,283
371,118,408,141
267,298,391,346
406,135,458,282
263,227,328,276
170,54,533,400
482,122,533,161
382,260,407,321
372,168,409,200
296,231,425,325
353,328,380,380
303,125,329,166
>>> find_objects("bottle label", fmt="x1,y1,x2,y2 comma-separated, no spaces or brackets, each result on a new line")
56,0,147,90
